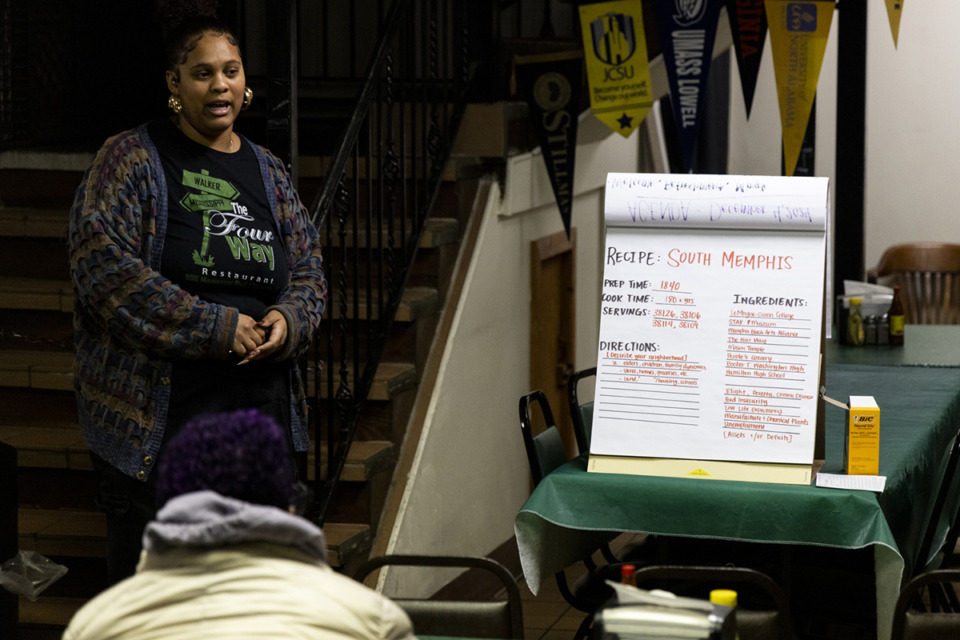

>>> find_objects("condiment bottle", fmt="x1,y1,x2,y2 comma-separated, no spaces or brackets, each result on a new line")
864,315,877,346
878,314,890,345
710,589,739,640
889,286,905,346
847,298,865,346
710,588,738,608
620,564,636,587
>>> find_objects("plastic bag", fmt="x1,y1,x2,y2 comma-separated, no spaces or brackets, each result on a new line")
591,581,734,640
0,550,68,601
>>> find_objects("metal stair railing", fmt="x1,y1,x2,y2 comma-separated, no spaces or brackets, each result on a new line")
307,0,472,525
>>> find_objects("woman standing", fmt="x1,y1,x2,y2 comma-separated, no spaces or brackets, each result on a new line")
68,9,326,583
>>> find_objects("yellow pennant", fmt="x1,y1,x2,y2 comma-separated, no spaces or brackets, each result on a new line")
579,0,652,138
885,0,904,48
765,1,835,176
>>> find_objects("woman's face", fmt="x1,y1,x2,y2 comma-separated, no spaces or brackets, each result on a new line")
165,32,245,146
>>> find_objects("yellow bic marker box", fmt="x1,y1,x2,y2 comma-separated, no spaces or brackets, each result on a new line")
844,396,880,476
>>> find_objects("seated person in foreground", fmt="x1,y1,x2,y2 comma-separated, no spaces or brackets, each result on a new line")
63,409,414,640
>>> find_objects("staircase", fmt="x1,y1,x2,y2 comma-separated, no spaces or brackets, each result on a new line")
0,0,508,634
0,140,487,636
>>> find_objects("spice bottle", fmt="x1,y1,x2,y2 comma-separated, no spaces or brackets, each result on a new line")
847,298,865,346
620,564,636,587
878,314,890,345
889,286,905,346
864,315,877,345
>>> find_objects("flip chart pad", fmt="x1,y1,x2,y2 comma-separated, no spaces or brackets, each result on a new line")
590,173,829,480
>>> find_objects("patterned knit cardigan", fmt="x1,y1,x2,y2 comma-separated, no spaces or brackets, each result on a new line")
68,123,327,481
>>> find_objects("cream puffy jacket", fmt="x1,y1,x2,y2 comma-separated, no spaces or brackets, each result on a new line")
62,492,414,640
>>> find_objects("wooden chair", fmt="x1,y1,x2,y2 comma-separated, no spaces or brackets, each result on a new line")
866,242,960,324
352,554,524,639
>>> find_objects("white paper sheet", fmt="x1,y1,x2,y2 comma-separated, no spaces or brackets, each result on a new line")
815,473,887,493
592,173,830,466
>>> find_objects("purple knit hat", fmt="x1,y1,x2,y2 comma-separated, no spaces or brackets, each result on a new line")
155,409,295,509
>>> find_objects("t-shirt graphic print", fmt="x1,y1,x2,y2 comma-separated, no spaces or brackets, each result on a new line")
152,119,288,319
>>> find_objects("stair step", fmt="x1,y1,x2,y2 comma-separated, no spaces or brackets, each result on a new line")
0,350,415,400
0,166,87,209
326,286,438,322
323,521,371,571
0,422,391,484
0,207,458,249
306,439,394,482
319,217,459,250
0,276,435,324
17,507,368,570
0,425,89,470
0,207,67,239
311,361,417,402
421,217,460,248
299,154,458,184
0,350,73,391
18,508,106,558
0,276,72,312
0,388,79,426
0,310,74,352
20,595,83,627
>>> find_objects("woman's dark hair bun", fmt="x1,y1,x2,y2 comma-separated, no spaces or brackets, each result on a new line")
156,0,223,39
157,0,240,72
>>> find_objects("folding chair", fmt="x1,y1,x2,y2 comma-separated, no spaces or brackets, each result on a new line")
630,564,796,640
916,424,960,572
567,367,658,566
353,554,523,639
907,425,960,613
519,390,622,628
892,569,960,640
567,366,596,456
519,390,570,487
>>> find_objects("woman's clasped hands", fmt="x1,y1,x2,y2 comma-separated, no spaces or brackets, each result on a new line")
231,310,288,365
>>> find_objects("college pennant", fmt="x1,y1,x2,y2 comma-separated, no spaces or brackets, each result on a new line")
514,51,583,238
885,0,903,48
578,0,653,139
726,0,768,118
654,0,725,172
765,0,834,177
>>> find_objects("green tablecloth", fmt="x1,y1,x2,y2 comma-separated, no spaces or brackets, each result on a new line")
515,364,960,640
826,324,960,367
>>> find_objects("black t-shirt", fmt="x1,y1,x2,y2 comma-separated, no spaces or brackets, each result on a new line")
149,119,292,436
151,118,288,317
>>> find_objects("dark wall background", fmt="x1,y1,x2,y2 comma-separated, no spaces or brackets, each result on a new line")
0,0,244,151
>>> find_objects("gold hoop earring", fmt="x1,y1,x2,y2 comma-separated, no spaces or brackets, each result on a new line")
241,87,253,110
167,95,182,114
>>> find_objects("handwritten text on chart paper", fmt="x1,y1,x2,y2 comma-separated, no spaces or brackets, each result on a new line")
591,173,828,465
